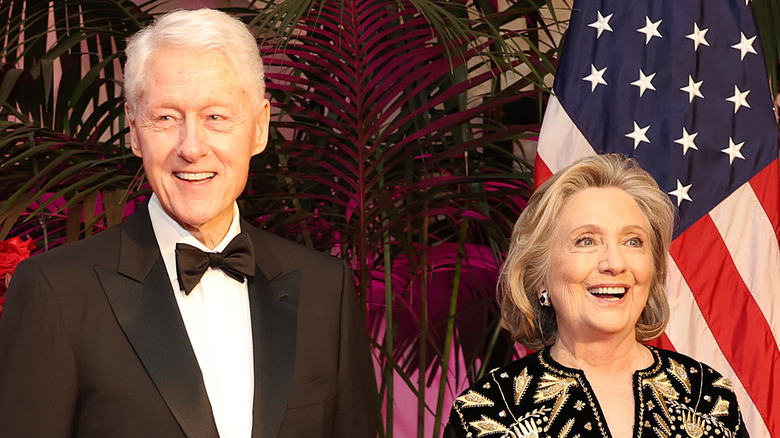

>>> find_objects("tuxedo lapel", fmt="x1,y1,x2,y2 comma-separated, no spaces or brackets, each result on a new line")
94,207,300,438
245,224,300,438
97,205,219,438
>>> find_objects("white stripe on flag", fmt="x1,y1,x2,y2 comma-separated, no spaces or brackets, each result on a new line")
665,257,770,438
536,96,594,173
709,181,780,355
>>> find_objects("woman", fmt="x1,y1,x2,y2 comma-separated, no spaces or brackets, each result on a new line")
446,154,748,438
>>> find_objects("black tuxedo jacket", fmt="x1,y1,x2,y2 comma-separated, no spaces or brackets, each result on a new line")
0,203,376,437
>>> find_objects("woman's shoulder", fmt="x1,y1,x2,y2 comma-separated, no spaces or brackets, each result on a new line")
646,347,748,437
649,346,734,388
460,350,545,393
446,350,555,437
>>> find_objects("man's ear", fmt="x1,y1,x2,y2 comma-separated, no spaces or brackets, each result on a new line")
125,103,142,158
252,98,271,157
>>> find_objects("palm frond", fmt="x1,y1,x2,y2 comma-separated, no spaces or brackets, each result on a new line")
241,1,555,434
753,0,780,97
0,0,158,245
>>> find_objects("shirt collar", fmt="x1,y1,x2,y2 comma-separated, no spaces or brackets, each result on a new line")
147,193,242,287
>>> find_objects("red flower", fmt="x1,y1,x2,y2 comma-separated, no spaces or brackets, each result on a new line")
0,236,36,319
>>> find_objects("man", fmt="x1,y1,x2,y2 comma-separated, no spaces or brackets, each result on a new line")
0,9,376,437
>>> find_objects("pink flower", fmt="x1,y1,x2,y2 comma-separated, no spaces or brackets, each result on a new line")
0,236,35,319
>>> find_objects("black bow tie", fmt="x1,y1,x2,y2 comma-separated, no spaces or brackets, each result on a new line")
175,232,256,294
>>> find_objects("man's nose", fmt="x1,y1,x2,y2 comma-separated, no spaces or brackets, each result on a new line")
177,118,207,162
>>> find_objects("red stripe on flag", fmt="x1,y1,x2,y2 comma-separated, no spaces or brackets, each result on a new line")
670,215,780,436
533,155,553,189
749,158,780,244
644,333,675,351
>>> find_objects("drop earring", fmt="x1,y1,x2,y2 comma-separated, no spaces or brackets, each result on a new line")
539,290,551,307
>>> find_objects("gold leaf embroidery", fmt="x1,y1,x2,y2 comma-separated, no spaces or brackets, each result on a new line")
505,419,541,438
653,412,670,436
534,373,578,403
558,418,575,438
642,372,680,401
710,396,730,417
642,372,679,422
712,377,733,391
514,368,532,405
682,410,705,438
470,415,508,437
550,391,570,425
652,427,671,438
667,359,691,393
457,390,495,409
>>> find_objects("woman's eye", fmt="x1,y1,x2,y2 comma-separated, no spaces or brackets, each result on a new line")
575,236,595,246
626,237,644,247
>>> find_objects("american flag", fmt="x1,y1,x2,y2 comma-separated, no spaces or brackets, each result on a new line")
535,1,780,436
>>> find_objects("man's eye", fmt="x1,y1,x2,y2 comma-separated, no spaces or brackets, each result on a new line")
207,114,222,121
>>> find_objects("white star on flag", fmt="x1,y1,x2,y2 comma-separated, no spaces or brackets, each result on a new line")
631,70,656,96
583,64,608,91
625,122,650,149
721,137,746,164
674,127,699,155
680,75,704,102
637,17,663,44
668,180,693,206
732,32,757,60
588,11,614,38
686,22,710,50
726,85,750,113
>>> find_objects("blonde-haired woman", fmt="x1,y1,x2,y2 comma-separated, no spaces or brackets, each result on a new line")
446,154,747,438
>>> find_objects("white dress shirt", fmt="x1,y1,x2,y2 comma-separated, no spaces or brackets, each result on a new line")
148,194,254,438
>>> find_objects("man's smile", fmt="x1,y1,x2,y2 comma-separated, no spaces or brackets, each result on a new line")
174,171,216,181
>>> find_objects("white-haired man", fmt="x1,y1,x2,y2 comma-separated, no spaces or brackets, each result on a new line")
0,9,375,437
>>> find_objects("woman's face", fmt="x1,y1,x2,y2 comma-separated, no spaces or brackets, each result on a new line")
545,187,654,344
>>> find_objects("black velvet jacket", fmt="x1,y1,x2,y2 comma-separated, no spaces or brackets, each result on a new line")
446,346,748,438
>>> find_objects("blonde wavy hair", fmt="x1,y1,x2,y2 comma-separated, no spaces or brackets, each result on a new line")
499,154,675,350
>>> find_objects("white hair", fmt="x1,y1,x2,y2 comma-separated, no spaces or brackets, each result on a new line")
124,9,265,113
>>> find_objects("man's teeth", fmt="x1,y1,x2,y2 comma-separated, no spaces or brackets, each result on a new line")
175,172,216,181
588,287,626,300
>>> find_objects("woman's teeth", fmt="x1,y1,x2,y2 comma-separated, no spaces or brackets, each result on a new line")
588,286,626,300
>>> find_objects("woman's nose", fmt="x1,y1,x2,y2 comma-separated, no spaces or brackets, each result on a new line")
598,243,627,274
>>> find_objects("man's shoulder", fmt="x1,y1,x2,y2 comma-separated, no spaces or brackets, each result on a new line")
24,203,150,268
24,224,123,269
245,225,346,270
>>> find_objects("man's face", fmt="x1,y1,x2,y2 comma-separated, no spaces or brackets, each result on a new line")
127,48,269,240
